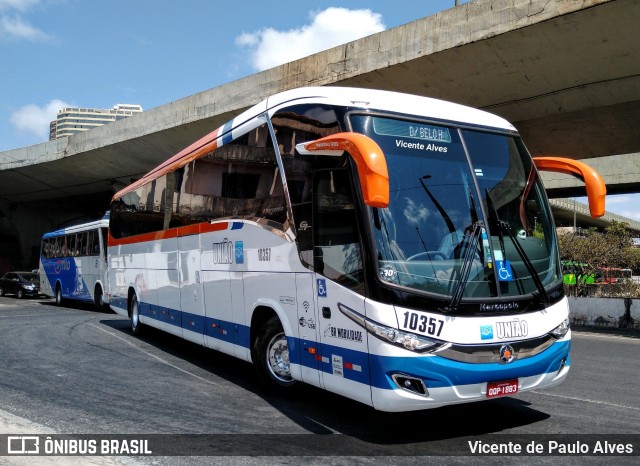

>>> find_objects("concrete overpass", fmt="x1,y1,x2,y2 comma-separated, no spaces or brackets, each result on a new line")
550,198,640,233
1,0,639,269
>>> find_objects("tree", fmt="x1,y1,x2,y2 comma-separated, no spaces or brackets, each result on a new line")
558,221,640,299
558,221,639,271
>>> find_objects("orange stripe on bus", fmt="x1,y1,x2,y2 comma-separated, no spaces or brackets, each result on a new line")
108,221,230,246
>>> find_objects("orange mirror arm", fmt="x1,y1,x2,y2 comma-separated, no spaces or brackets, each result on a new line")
296,132,389,208
533,156,606,218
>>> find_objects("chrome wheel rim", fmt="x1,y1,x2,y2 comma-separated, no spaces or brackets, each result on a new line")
266,332,292,383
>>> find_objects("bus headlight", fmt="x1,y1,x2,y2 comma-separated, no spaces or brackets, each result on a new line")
549,317,570,339
338,303,449,353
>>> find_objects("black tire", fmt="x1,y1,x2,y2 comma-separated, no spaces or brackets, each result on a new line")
94,286,105,312
129,294,142,335
55,285,63,306
0,286,5,297
17,289,24,299
252,316,298,392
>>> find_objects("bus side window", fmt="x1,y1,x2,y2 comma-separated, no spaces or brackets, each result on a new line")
176,125,286,226
100,227,108,259
270,103,342,270
313,169,364,290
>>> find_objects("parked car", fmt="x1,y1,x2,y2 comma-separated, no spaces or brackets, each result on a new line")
0,271,41,299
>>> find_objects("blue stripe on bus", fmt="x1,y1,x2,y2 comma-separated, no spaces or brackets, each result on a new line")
139,301,181,326
312,341,371,385
220,122,234,145
43,229,67,239
137,304,252,348
203,316,251,347
110,296,127,310
367,340,570,390
182,312,206,334
133,302,569,390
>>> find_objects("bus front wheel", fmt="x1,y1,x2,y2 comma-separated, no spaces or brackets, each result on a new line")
252,316,298,392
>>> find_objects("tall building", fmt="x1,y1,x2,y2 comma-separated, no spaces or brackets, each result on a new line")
49,104,143,140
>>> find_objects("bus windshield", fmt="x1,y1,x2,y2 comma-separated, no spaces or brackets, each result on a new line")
350,115,560,304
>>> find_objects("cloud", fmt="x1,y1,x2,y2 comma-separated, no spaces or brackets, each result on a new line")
403,198,430,225
0,14,50,41
606,195,632,205
592,194,640,221
0,0,40,12
616,210,640,221
10,99,72,141
608,194,640,221
0,0,52,42
578,194,640,222
236,7,385,71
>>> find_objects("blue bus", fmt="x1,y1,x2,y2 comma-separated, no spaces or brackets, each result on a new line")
39,216,110,311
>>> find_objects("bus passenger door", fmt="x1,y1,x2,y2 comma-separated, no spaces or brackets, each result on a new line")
295,273,321,387
312,169,371,405
315,277,368,402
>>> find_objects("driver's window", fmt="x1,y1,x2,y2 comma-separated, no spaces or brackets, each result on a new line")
313,169,364,291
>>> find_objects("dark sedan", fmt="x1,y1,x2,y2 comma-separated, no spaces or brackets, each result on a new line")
0,271,41,299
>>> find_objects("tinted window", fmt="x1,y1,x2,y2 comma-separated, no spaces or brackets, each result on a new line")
313,169,364,292
271,104,342,269
110,123,287,239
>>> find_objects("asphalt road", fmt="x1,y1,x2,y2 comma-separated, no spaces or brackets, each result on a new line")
0,296,638,465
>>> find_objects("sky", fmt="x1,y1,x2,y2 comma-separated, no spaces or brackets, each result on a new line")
1,0,638,222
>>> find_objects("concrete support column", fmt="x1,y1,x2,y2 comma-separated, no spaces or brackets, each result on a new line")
0,200,58,272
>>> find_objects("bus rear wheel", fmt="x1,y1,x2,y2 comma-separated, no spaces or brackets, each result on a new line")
129,295,142,335
94,286,108,313
55,285,63,306
252,316,298,392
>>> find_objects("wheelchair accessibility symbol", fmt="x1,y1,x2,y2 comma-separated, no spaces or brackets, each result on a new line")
317,278,327,297
497,260,514,282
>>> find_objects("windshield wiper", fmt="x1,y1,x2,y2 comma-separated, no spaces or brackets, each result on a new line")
419,175,456,235
485,190,549,306
443,220,483,312
440,187,482,312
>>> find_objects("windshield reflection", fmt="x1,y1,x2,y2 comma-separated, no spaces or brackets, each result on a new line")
350,115,560,304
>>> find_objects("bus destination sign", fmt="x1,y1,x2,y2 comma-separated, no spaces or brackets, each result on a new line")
373,117,452,143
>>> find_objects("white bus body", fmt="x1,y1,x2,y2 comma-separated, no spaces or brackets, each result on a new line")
108,87,605,411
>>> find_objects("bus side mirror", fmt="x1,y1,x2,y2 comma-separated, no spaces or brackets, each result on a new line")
533,156,606,218
296,132,389,208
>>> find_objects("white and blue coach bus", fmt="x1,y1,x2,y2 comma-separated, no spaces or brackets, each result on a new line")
39,216,110,311
107,87,605,412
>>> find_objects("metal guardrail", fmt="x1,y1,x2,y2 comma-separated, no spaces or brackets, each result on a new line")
549,198,640,233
